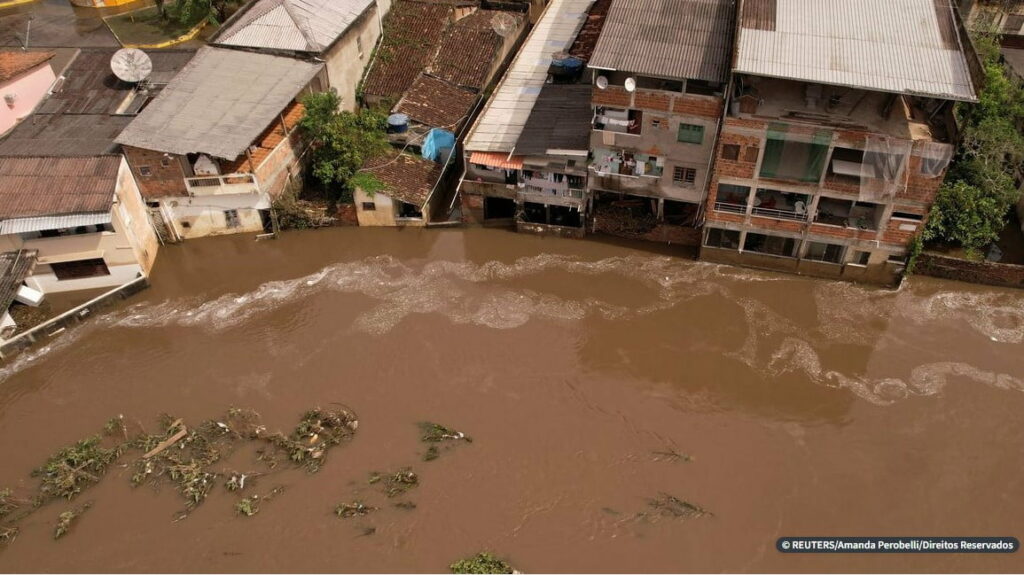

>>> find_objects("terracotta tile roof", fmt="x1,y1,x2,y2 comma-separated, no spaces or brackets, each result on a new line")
395,74,477,128
222,100,305,173
567,0,612,62
0,156,119,219
430,10,521,90
0,50,54,83
468,151,522,170
361,0,453,101
362,150,442,206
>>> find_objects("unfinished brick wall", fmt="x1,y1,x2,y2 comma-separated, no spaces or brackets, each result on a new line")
592,86,723,119
122,146,188,200
254,131,303,199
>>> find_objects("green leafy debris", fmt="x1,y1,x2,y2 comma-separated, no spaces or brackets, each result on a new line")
450,552,515,574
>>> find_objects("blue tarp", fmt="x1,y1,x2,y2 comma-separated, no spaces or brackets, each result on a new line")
421,128,455,163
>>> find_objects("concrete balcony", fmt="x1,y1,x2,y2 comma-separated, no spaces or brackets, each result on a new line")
589,172,662,196
185,173,260,197
517,187,585,208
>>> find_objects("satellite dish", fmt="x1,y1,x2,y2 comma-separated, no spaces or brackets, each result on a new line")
491,12,518,37
595,75,609,90
110,48,153,83
624,77,636,92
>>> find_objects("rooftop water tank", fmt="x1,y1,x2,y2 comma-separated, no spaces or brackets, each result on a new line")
387,113,409,134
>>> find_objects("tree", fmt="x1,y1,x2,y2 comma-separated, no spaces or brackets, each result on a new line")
298,91,390,201
923,32,1024,254
171,0,242,25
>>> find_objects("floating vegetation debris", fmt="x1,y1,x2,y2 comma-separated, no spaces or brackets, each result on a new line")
450,552,515,574
235,496,259,517
0,488,27,520
419,422,471,461
394,500,417,510
130,418,223,511
54,502,92,540
369,468,419,498
225,472,261,492
651,448,692,463
34,436,120,502
234,487,283,518
0,526,19,545
335,501,376,518
264,408,358,473
357,526,376,537
647,493,711,519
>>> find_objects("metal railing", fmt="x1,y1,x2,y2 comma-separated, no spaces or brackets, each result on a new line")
751,206,808,221
714,201,747,214
184,173,260,196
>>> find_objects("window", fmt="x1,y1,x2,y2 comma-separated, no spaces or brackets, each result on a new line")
743,233,798,258
224,209,240,228
721,144,740,161
594,107,642,135
892,211,923,221
684,79,720,96
743,146,759,163
672,166,696,186
677,123,704,144
651,118,662,129
361,202,376,211
51,258,110,281
704,228,741,250
888,253,907,264
760,124,830,182
851,250,871,266
1004,14,1024,33
138,166,152,176
36,224,113,238
160,157,172,168
805,242,844,264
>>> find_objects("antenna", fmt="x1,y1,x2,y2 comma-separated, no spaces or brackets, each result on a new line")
596,75,608,90
624,77,636,92
490,12,518,37
110,48,153,83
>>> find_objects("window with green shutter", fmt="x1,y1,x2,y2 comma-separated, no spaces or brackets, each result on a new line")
677,123,704,144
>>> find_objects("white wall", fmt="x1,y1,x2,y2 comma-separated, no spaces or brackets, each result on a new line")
160,193,269,239
25,263,142,294
324,4,385,111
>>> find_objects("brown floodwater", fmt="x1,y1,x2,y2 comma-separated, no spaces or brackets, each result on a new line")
0,228,1022,573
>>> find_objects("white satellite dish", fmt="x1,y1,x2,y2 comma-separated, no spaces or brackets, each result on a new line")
490,12,518,37
110,48,153,83
595,75,609,90
623,77,636,92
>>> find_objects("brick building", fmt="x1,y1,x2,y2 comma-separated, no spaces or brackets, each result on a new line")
586,0,734,245
700,0,982,285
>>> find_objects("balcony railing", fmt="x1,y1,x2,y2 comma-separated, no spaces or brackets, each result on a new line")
518,187,585,207
185,173,260,197
750,206,808,221
714,201,747,214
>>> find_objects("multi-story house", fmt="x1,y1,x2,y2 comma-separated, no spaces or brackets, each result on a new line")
460,0,596,227
212,0,392,112
116,47,324,240
585,0,735,245
701,0,981,285
0,156,158,296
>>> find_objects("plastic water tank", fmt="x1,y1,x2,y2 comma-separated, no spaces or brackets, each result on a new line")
387,113,409,134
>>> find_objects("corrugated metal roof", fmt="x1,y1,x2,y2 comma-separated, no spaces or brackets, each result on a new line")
214,0,374,52
515,84,593,155
0,156,118,219
735,0,978,101
588,0,735,82
0,212,112,234
464,0,595,153
0,249,36,313
115,47,323,159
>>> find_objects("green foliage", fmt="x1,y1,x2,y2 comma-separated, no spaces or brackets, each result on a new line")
53,503,91,540
34,437,119,501
272,188,322,231
905,233,924,275
450,552,514,574
169,0,242,25
925,31,1024,252
235,496,259,517
349,172,387,197
298,92,390,199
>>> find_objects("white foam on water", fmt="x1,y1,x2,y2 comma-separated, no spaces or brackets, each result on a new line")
2,253,1022,405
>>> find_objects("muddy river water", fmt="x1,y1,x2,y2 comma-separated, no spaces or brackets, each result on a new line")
0,228,1021,573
